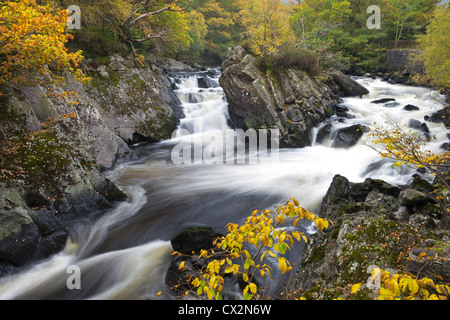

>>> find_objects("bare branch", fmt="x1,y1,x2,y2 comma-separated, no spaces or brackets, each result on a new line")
126,6,183,27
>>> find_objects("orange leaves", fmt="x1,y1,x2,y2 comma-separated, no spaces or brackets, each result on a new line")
0,0,89,101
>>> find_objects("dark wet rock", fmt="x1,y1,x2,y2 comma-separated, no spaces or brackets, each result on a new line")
332,124,367,148
370,98,396,104
384,101,400,108
403,104,420,111
197,76,219,88
441,142,450,151
399,189,428,208
171,226,223,255
315,123,332,144
0,52,179,275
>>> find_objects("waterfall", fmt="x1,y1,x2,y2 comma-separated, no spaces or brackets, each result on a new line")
169,69,231,135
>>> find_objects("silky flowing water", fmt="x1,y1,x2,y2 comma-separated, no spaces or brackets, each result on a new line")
0,71,447,299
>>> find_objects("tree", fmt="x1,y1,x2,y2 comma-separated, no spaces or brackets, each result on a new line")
414,4,450,88
168,198,331,300
239,0,294,57
0,0,90,100
195,0,234,60
184,9,208,59
386,0,438,48
367,122,450,192
288,0,389,70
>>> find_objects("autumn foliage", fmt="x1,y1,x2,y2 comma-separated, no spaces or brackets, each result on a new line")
0,0,90,99
351,267,450,300
168,198,331,300
368,122,450,192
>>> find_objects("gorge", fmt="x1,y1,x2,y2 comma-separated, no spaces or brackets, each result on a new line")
0,48,449,300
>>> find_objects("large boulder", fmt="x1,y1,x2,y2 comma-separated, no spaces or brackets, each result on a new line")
220,46,348,148
328,70,370,97
399,188,428,208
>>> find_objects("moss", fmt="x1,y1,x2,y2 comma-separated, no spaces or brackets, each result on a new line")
339,202,371,214
302,284,322,300
136,109,176,141
0,128,73,191
338,216,421,285
308,243,327,264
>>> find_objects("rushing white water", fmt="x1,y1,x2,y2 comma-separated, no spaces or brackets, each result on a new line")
0,71,447,300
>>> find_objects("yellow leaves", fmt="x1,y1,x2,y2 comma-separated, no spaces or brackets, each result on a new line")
368,122,450,191
243,282,258,299
178,261,187,271
315,218,329,231
291,230,307,243
174,197,331,300
239,0,294,56
354,267,450,301
371,267,381,281
206,260,222,275
278,257,292,274
351,283,362,294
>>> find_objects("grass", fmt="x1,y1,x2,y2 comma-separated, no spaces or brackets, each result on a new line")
257,46,322,76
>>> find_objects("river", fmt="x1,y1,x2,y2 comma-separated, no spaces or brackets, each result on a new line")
0,70,447,299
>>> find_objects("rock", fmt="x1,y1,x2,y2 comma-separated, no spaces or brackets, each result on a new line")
384,101,400,108
333,104,350,117
403,104,420,111
441,142,450,151
408,119,431,140
222,46,247,70
332,124,367,148
320,175,401,221
424,107,450,128
364,178,401,198
0,221,38,266
315,123,332,144
409,175,434,194
399,189,428,208
197,76,219,88
162,58,193,72
408,118,422,129
288,174,449,300
108,60,126,72
371,98,396,104
328,70,370,97
166,227,227,296
220,46,339,148
171,226,222,254
406,248,450,282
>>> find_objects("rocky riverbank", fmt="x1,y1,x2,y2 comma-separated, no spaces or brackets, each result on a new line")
0,53,190,275
286,174,450,299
